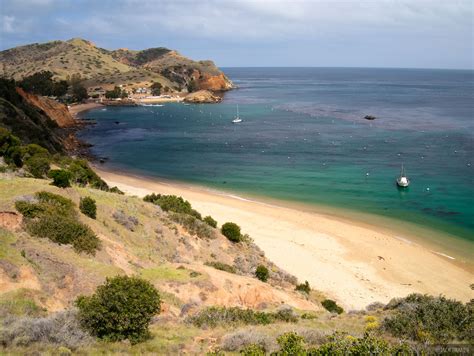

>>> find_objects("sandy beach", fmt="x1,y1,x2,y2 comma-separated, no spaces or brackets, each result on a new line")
68,102,104,118
94,167,473,310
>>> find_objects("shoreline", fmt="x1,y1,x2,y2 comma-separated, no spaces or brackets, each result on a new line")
93,165,473,310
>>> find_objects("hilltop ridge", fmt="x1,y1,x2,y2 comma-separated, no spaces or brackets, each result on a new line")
0,38,233,93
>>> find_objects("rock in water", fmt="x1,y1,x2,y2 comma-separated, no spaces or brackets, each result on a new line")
184,90,222,104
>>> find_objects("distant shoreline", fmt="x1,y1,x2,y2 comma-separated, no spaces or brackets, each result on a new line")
92,164,473,310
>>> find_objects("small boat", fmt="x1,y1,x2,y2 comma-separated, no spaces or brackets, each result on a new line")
232,105,242,123
396,164,410,187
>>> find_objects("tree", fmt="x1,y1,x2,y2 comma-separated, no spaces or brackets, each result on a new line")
150,82,162,96
76,276,161,344
19,71,55,96
255,265,269,282
52,80,69,97
72,83,88,101
105,86,122,99
221,222,242,242
80,196,97,219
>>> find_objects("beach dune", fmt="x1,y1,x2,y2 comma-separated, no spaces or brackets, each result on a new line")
96,168,473,310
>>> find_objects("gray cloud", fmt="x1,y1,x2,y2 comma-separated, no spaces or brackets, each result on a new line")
1,0,472,68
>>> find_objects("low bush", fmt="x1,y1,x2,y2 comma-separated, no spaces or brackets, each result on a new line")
24,155,50,178
277,332,306,355
170,213,215,239
144,193,201,219
79,197,97,219
382,293,472,343
295,280,311,294
205,261,236,274
113,210,139,231
0,309,93,349
203,215,217,228
76,276,161,344
309,332,415,355
221,222,242,242
15,191,100,254
48,169,71,188
240,343,266,356
255,265,269,282
221,329,275,353
187,306,298,328
321,299,344,314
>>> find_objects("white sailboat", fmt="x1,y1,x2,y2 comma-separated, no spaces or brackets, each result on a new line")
232,105,242,123
396,164,410,187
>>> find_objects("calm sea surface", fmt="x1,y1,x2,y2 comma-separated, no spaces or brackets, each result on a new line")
79,68,474,251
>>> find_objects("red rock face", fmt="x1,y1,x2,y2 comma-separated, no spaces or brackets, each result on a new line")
16,87,76,127
198,73,233,91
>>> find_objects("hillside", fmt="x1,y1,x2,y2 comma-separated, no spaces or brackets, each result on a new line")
0,38,233,92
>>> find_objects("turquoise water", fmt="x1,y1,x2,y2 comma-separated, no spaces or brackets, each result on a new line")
79,68,474,245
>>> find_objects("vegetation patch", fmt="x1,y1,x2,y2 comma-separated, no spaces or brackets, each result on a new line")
221,222,242,242
140,265,199,283
255,265,269,282
187,306,298,328
295,280,311,294
15,191,101,254
144,193,202,219
204,261,236,274
76,276,161,344
321,299,344,314
169,212,215,239
382,293,473,343
79,196,97,219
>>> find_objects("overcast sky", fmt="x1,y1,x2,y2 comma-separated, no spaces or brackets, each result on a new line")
1,0,473,69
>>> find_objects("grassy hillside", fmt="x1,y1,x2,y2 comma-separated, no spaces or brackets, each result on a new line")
1,174,471,354
0,38,233,92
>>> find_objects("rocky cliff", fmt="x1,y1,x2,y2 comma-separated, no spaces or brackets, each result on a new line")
16,88,76,128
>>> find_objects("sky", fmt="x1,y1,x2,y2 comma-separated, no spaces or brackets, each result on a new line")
1,0,473,69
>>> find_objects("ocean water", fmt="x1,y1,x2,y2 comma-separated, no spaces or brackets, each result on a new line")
78,68,474,252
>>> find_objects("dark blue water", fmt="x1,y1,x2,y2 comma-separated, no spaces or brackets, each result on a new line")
79,68,474,246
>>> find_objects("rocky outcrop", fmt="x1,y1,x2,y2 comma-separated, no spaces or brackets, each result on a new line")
198,73,234,91
184,90,222,103
16,88,76,127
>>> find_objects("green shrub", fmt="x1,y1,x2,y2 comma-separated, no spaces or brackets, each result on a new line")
255,265,269,282
205,261,236,274
108,186,124,194
79,197,97,219
187,306,298,328
221,222,242,242
203,216,217,228
48,169,71,188
0,128,22,167
382,294,472,343
277,332,305,355
144,193,202,219
66,159,108,190
27,214,100,254
295,281,311,294
307,332,412,355
321,299,344,314
240,343,265,356
76,276,161,344
24,155,50,178
15,191,100,255
14,201,45,218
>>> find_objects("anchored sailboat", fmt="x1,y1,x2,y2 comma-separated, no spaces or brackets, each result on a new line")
232,105,242,123
396,164,410,187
